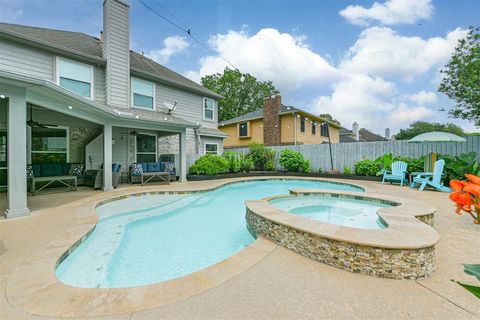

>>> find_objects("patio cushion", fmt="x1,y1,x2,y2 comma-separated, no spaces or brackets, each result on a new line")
32,164,41,177
68,163,84,176
131,163,143,176
163,162,175,173
26,165,34,179
140,162,148,173
146,162,161,172
41,163,63,176
112,163,120,173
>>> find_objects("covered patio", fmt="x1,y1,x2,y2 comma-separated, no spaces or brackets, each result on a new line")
0,70,195,219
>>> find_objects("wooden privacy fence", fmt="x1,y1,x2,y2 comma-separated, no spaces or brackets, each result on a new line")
224,136,480,173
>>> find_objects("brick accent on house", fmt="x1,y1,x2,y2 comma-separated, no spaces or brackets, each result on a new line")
263,95,282,146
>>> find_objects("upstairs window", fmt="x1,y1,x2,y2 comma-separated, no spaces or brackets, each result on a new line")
300,116,305,133
239,122,248,137
321,123,329,137
204,98,214,120
57,58,93,98
132,78,155,109
311,122,316,135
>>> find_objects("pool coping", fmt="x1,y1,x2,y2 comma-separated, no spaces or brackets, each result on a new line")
246,189,439,249
5,177,366,317
245,189,439,279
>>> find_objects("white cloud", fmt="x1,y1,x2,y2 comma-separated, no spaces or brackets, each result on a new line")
407,90,437,104
311,74,434,132
0,8,23,22
339,0,433,26
148,35,189,64
185,28,341,92
340,27,467,80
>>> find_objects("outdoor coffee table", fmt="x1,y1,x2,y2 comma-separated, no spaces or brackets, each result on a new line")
31,175,77,195
141,172,170,186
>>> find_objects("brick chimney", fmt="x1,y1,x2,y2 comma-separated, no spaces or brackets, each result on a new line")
263,95,282,146
103,0,130,108
352,122,360,141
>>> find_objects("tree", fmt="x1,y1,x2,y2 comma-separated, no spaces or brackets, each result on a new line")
201,67,279,122
395,121,465,140
318,113,341,126
439,26,480,126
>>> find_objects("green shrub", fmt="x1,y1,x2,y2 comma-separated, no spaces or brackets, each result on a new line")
393,156,424,173
248,143,276,171
223,152,254,173
354,159,380,176
343,167,352,175
188,154,229,175
440,151,479,184
279,149,310,172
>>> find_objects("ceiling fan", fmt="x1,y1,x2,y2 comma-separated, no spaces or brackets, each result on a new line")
27,108,58,128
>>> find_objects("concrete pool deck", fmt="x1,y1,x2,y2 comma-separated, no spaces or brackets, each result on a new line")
0,177,479,319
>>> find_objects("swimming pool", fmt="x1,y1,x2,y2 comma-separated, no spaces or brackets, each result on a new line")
55,179,363,288
269,195,390,229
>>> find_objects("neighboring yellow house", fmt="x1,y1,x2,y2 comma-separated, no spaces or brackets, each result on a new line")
219,95,340,148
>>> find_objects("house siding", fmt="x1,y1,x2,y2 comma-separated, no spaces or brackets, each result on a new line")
155,83,218,129
200,136,224,155
103,0,130,108
222,118,264,147
0,39,54,81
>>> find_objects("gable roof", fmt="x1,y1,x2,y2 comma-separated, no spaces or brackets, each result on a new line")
340,127,388,143
219,105,340,127
0,22,222,99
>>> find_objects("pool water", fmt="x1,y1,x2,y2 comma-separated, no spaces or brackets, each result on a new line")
55,179,362,288
269,195,390,230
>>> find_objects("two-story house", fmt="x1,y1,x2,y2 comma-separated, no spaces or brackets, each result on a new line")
219,95,340,148
0,0,226,218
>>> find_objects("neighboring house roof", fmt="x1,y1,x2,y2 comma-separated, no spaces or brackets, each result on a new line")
219,105,340,127
0,22,222,99
196,127,229,138
340,127,388,143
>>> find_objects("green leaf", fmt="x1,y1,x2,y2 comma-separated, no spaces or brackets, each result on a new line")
463,264,480,281
452,280,480,299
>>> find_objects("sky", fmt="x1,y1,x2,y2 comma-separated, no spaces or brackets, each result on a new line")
1,0,479,135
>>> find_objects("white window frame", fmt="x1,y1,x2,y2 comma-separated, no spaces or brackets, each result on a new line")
203,97,215,121
204,142,219,155
134,132,158,162
131,77,156,110
30,126,70,162
56,57,94,100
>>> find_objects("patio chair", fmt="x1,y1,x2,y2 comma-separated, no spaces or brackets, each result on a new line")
409,159,450,192
382,161,408,186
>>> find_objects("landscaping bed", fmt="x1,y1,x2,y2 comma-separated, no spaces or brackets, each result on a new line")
187,171,382,181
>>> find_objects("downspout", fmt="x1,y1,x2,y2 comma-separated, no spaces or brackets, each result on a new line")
293,112,297,145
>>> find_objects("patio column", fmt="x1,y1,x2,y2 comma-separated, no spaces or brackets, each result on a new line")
179,129,187,182
4,87,30,218
103,123,113,191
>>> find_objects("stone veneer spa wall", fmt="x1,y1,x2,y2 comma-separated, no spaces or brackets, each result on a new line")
246,190,439,280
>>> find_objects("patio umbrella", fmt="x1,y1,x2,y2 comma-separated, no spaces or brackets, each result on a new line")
408,131,466,143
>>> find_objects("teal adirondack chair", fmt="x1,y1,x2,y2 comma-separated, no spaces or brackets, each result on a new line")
382,161,408,186
409,159,451,192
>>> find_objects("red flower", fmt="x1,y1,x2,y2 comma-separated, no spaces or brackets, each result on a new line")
465,174,480,185
450,179,464,192
464,183,480,196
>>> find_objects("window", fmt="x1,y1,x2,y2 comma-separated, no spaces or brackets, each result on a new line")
57,58,93,98
132,78,155,109
136,134,157,162
300,116,305,133
31,127,69,163
204,98,214,120
311,122,316,135
205,143,218,155
239,122,248,137
0,131,6,188
320,123,329,137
